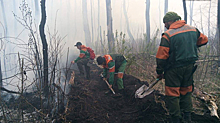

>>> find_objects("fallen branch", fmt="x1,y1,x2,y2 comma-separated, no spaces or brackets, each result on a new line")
0,86,20,94
193,87,219,119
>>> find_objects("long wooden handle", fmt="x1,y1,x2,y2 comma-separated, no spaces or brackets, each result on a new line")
147,78,160,90
104,79,115,94
100,73,116,94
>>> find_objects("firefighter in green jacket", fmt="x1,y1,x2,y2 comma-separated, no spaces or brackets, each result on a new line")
71,42,90,79
97,54,127,94
156,12,208,123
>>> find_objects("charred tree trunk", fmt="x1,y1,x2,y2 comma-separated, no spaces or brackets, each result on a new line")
106,0,114,53
90,0,94,44
164,0,168,31
39,0,48,95
0,0,8,36
0,0,8,81
208,1,211,38
97,0,103,53
0,59,2,91
218,0,220,66
145,0,150,43
82,0,92,47
182,0,187,23
189,1,194,25
123,0,134,42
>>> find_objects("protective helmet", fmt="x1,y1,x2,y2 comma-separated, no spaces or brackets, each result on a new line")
163,12,181,23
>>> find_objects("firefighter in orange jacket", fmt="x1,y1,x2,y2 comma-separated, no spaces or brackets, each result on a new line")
71,42,90,79
97,54,127,95
156,12,208,123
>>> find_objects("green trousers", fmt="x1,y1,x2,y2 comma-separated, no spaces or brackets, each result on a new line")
164,64,194,119
115,62,127,89
76,58,90,78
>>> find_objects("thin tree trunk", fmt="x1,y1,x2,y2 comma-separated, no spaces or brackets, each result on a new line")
82,0,92,47
159,1,162,34
97,0,100,42
90,0,94,44
0,59,2,90
123,0,135,42
182,0,187,23
189,1,194,25
39,0,48,95
200,6,204,34
145,0,150,43
208,0,211,38
34,0,39,15
218,0,220,66
106,0,114,53
0,0,8,36
0,0,8,82
164,0,168,31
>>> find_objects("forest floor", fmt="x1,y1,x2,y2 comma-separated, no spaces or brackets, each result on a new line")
65,63,220,123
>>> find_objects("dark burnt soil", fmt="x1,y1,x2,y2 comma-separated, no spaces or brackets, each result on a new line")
66,64,219,123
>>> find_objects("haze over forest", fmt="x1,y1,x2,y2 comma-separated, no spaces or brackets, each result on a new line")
0,0,217,90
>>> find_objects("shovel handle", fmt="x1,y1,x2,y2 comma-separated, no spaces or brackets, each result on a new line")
147,78,160,90
104,79,116,94
100,73,116,94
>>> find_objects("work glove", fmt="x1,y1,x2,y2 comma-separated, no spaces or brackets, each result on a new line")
157,74,164,80
99,73,106,80
71,61,75,64
108,84,112,89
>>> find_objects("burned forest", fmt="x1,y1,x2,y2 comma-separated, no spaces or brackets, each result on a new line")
0,0,220,123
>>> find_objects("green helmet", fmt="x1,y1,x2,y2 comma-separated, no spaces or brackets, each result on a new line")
163,12,181,23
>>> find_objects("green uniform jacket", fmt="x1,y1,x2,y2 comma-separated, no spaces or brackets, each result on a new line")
156,20,208,74
103,54,127,85
74,45,90,63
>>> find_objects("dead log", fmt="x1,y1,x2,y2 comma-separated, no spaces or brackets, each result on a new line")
0,86,20,94
193,87,219,119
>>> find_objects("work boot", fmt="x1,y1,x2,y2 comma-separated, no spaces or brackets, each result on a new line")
183,112,192,123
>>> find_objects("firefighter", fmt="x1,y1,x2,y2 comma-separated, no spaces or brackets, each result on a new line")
71,42,90,80
156,12,208,123
97,54,127,95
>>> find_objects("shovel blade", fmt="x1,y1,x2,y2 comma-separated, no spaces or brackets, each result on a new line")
135,88,155,98
135,84,155,98
135,85,154,98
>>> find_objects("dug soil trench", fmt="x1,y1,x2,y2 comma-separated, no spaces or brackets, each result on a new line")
65,64,219,123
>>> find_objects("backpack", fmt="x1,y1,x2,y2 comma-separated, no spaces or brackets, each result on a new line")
86,47,95,60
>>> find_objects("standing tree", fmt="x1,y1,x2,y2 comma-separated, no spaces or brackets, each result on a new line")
208,0,211,38
164,0,168,31
145,0,150,43
0,59,2,88
34,0,39,15
123,0,135,42
106,0,114,52
39,0,48,95
218,0,220,66
90,0,94,43
182,0,187,23
189,1,194,25
82,0,92,47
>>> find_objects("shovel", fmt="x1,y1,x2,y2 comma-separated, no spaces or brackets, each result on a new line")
135,78,160,98
100,73,116,94
135,64,198,98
